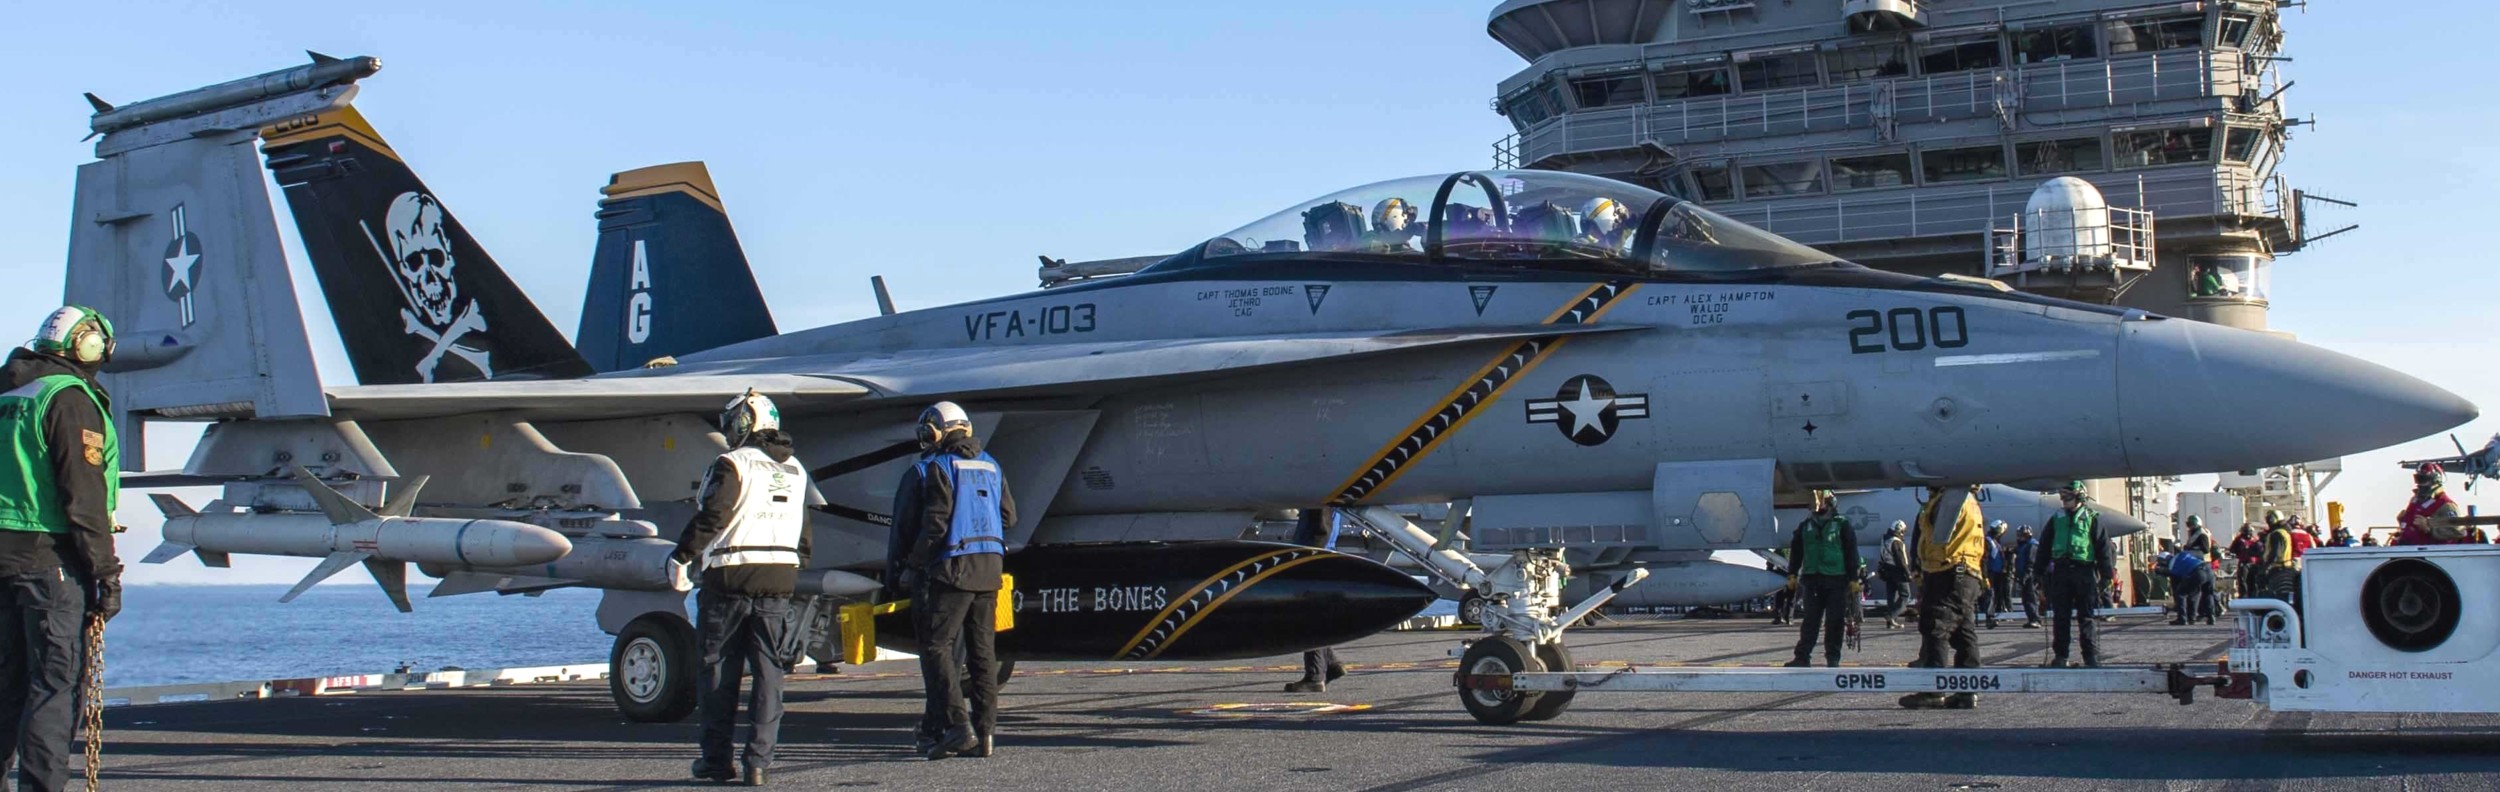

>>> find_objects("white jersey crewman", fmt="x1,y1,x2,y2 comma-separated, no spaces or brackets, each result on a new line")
671,390,814,787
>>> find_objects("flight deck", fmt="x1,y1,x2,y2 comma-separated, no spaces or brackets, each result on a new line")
96,614,2500,790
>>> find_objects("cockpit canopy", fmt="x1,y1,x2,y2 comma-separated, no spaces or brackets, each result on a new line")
1173,170,1838,276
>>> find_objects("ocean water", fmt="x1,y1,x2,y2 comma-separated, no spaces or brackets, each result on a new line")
104,585,621,689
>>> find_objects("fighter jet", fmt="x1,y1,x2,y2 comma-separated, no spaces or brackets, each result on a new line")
69,58,2475,721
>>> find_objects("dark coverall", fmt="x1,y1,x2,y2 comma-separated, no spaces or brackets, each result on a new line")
890,434,1016,746
1786,513,1862,667
669,431,812,776
1877,534,1912,623
1291,509,1343,685
2036,507,2116,666
0,349,123,792
2011,536,2040,626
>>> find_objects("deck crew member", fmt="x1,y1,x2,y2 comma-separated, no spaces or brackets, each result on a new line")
672,390,813,787
2394,463,2467,545
1902,485,1986,710
1877,521,1911,629
1983,522,2010,629
1285,507,1349,692
2255,511,2303,605
0,307,124,792
2011,526,2041,628
1785,491,1862,668
2035,481,2115,668
891,402,1015,761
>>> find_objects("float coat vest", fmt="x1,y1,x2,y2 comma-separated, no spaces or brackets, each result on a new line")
0,374,117,533
701,446,807,568
931,453,1006,559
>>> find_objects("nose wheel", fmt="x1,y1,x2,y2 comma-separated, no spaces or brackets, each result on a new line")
1456,637,1580,725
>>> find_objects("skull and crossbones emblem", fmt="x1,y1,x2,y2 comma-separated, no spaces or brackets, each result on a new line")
370,192,492,382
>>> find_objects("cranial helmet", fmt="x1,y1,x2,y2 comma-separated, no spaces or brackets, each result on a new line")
719,389,780,446
917,401,972,447
31,306,113,367
2416,462,2445,485
1887,520,1906,536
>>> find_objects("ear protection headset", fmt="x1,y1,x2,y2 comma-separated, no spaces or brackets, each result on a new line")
916,401,970,447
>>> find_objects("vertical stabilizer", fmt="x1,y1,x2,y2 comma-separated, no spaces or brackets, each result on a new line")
63,58,352,466
577,162,777,371
261,106,592,384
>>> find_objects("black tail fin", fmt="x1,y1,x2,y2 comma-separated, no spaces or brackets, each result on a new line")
577,162,777,371
260,106,592,384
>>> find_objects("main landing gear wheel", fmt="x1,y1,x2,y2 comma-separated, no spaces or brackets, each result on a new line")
1459,594,1488,626
1457,636,1545,725
611,612,699,723
1519,642,1576,721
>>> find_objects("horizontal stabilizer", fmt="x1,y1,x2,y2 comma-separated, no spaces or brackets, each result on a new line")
139,542,192,565
280,551,370,603
364,558,412,613
291,466,380,525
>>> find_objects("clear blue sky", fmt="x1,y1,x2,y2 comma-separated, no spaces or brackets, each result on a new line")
0,1,2492,585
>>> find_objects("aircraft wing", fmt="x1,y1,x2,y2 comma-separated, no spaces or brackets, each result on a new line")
650,323,1646,402
327,373,871,421
320,324,1638,421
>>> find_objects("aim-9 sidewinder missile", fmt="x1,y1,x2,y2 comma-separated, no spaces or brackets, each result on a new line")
141,468,571,612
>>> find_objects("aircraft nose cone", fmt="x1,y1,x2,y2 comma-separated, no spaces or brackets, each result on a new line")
2118,319,2477,474
2090,503,2151,539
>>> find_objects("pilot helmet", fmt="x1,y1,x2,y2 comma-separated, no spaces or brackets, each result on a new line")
1580,197,1629,237
719,389,780,446
1371,198,1416,233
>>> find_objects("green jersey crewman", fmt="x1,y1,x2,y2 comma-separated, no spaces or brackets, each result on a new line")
0,306,124,792
1784,490,1863,668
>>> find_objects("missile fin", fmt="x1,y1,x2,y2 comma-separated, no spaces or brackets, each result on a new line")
195,549,231,568
379,475,429,518
140,542,193,565
307,50,340,64
363,558,412,613
291,466,380,525
280,551,370,603
147,493,196,518
83,92,113,114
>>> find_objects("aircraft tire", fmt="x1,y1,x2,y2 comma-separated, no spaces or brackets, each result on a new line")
1519,642,1576,721
1459,594,1487,626
611,612,699,723
1457,636,1544,725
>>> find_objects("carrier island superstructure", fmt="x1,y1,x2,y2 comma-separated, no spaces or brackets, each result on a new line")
1486,0,2344,543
